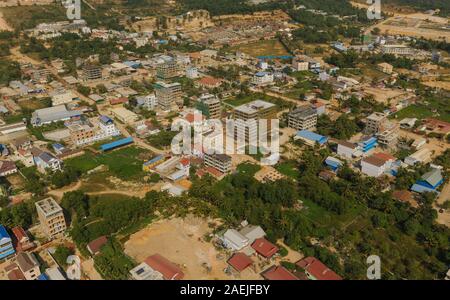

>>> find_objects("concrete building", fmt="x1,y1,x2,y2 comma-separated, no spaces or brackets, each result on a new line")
204,153,232,174
156,59,180,80
364,112,398,148
68,116,121,146
111,107,139,124
292,59,309,71
35,197,66,240
288,106,317,131
336,140,358,159
52,91,78,106
222,229,249,251
381,45,415,56
365,112,387,134
195,94,221,119
361,153,395,177
377,62,393,74
136,94,157,110
82,64,102,80
233,100,277,145
154,81,183,111
252,72,274,86
16,252,41,280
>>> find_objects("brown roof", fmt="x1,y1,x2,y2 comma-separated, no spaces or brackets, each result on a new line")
227,253,253,272
87,236,108,255
392,190,418,208
337,140,357,149
261,265,298,280
362,155,386,167
16,252,39,273
296,257,342,280
8,269,25,280
0,160,16,174
12,226,28,243
198,76,222,87
373,152,396,162
251,238,279,258
110,97,128,105
145,254,184,280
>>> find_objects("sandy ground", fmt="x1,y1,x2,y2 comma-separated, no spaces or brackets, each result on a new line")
397,129,448,160
124,216,230,280
124,216,264,280
435,182,450,227
0,12,12,31
81,258,103,280
422,81,450,91
363,86,413,104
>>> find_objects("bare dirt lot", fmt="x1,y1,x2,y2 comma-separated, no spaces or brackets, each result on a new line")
124,216,243,280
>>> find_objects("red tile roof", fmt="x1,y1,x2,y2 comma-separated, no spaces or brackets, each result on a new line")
12,226,28,243
179,157,190,167
227,253,253,272
145,254,184,280
8,269,25,280
261,265,298,280
198,76,222,87
109,97,128,105
185,113,205,124
87,236,108,255
251,238,279,258
296,257,342,280
373,152,396,162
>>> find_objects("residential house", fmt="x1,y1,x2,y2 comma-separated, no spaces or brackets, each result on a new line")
239,225,266,244
222,229,249,251
361,153,395,177
227,253,254,273
87,236,108,256
144,254,184,280
0,225,15,261
296,257,342,280
251,238,278,259
35,197,66,240
261,265,298,280
294,130,328,147
0,160,17,176
32,148,62,173
336,140,358,159
12,227,35,252
16,252,41,280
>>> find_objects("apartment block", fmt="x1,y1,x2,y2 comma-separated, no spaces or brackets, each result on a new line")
82,64,102,80
365,112,386,135
154,81,183,111
365,112,398,148
35,197,66,240
68,116,120,146
204,153,232,174
196,94,221,119
288,106,317,131
156,59,180,80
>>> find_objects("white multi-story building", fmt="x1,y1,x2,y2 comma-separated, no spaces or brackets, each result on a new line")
68,115,121,146
252,72,274,86
136,94,157,110
336,140,358,159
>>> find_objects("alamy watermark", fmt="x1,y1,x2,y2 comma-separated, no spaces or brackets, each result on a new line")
171,113,280,165
64,0,81,20
367,0,382,20
367,255,381,279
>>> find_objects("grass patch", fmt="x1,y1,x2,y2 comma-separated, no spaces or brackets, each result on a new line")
230,39,289,58
276,161,300,180
237,162,261,176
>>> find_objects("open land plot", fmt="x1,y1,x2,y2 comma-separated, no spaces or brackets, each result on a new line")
230,39,290,58
124,216,262,280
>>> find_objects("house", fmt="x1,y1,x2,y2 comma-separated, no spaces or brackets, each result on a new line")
336,140,359,159
377,62,393,74
144,254,184,280
227,253,254,273
0,160,17,176
0,121,27,135
261,265,298,280
52,91,78,106
325,156,343,172
12,226,35,252
197,76,222,89
130,262,164,280
392,190,418,208
294,130,328,146
358,136,378,153
0,225,15,261
411,169,444,194
251,238,278,259
296,257,342,280
86,236,108,256
318,169,336,182
239,225,266,244
111,107,139,124
109,97,129,106
16,252,41,280
404,148,432,166
222,229,249,251
361,153,395,177
32,149,62,173
252,72,274,86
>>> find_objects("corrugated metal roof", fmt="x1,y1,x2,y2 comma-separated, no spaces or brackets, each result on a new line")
296,130,328,144
100,137,133,151
421,169,443,187
0,225,11,241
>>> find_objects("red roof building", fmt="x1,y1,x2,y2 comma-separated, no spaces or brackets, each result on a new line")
109,97,129,106
296,257,342,280
86,236,108,256
12,226,35,252
227,253,253,272
261,265,298,280
251,238,279,259
145,254,184,280
197,76,222,88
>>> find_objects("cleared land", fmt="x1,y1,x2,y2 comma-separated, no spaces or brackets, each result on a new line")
230,39,289,58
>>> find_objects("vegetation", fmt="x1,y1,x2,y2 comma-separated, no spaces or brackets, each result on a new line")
53,245,74,267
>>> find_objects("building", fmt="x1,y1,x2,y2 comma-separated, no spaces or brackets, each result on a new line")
186,66,198,79
292,58,309,71
156,59,180,80
261,265,298,280
195,94,221,119
154,81,183,111
294,130,328,146
404,148,432,166
136,94,157,110
251,238,278,259
111,107,139,124
411,169,444,194
222,229,249,251
86,236,108,256
252,72,274,86
377,62,394,74
0,225,15,261
12,226,35,252
35,197,66,240
358,136,378,153
197,76,222,89
336,140,358,159
365,112,386,135
0,160,18,176
288,106,317,131
204,153,231,174
238,225,266,245
52,91,78,106
144,254,184,280
296,257,342,280
32,149,62,173
233,100,277,145
100,137,133,152
130,262,164,280
69,116,121,146
227,253,253,273
325,156,343,171
16,252,41,280
0,121,27,135
31,105,82,126
381,45,415,56
83,64,102,80
361,153,395,177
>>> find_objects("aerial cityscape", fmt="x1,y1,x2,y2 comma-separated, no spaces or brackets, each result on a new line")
0,0,448,285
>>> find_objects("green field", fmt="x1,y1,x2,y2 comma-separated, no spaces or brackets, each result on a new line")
230,39,289,58
276,161,300,180
392,105,434,120
65,146,149,181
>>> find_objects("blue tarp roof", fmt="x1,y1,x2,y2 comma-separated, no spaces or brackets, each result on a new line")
411,184,440,194
37,274,49,280
100,137,133,151
325,157,343,168
296,130,328,145
144,155,164,166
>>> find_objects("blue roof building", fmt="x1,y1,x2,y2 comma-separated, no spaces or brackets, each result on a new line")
325,156,343,171
358,137,378,153
0,225,15,260
295,130,328,146
100,137,133,151
415,169,444,190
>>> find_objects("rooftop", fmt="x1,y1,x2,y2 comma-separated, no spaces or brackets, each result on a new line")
35,197,63,217
234,100,275,115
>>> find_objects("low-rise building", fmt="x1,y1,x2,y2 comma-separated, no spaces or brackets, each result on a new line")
136,94,157,110
336,140,358,159
288,106,317,131
111,107,139,124
69,116,121,146
361,153,395,177
252,72,274,86
52,91,78,106
222,229,248,251
35,197,66,240
0,225,15,261
0,160,17,176
31,105,82,127
16,252,41,280
204,153,232,174
296,257,342,280
294,130,328,147
32,148,62,173
377,62,394,74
